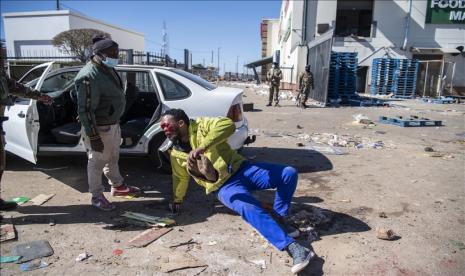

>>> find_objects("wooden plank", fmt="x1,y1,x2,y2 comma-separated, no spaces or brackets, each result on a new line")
126,227,172,248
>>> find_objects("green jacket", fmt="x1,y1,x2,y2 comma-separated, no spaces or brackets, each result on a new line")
74,60,125,139
0,71,42,106
170,117,245,203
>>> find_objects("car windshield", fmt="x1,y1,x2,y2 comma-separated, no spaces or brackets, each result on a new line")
170,69,217,91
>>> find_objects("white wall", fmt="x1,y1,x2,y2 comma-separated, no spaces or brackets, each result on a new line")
69,13,144,52
3,11,70,57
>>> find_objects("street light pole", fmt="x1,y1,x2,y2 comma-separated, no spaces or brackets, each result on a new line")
236,56,239,78
217,47,220,76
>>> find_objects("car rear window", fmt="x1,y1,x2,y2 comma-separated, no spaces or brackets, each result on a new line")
170,69,217,91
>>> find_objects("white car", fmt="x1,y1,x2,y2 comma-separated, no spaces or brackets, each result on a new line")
4,62,253,170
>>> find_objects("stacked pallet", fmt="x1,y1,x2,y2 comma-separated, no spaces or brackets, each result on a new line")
370,58,419,99
328,52,358,102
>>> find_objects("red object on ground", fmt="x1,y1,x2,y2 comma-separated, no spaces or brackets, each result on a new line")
112,249,123,256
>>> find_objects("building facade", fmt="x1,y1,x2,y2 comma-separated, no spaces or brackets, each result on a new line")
260,18,280,81
2,10,145,57
273,0,465,94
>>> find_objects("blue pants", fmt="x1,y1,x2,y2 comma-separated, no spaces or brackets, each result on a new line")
217,162,298,250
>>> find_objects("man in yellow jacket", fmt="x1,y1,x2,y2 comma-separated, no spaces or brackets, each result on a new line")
160,108,315,274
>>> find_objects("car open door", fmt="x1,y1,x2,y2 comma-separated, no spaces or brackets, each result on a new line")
3,62,55,164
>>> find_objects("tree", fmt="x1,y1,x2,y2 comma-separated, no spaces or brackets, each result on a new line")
52,29,111,62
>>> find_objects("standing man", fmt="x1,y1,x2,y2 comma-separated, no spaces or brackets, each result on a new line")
160,109,316,274
266,62,282,107
297,65,314,109
0,52,52,211
74,36,140,211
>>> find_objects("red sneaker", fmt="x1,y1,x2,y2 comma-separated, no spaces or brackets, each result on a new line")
111,185,141,197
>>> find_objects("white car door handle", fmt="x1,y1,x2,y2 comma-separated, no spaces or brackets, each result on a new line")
18,111,26,118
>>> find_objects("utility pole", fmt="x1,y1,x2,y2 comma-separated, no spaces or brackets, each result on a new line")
211,50,214,65
217,47,220,76
236,56,239,77
224,62,226,76
56,0,60,10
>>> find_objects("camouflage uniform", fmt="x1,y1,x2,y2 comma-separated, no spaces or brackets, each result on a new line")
267,67,282,105
0,71,42,180
298,71,314,107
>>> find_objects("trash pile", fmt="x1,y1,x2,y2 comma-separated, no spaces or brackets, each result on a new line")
298,132,395,150
286,205,333,243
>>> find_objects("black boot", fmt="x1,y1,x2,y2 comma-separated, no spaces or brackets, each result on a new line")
266,102,272,107
286,242,315,274
0,198,18,211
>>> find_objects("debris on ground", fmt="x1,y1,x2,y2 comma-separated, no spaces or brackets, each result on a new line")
305,143,346,155
376,227,398,240
121,211,176,227
450,240,465,251
126,227,172,248
169,238,198,249
339,199,351,203
75,252,91,262
424,147,435,152
286,205,333,242
20,260,49,272
297,125,303,129
0,224,16,242
30,193,55,205
296,142,304,147
112,249,123,256
11,240,54,263
249,259,267,269
10,196,30,205
305,226,319,242
207,241,217,246
353,114,375,125
160,252,207,273
297,132,395,150
0,255,22,263
379,212,388,218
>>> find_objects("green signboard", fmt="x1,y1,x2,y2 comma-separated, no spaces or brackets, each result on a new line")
426,0,465,24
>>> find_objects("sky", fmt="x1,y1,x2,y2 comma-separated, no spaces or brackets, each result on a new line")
1,0,282,74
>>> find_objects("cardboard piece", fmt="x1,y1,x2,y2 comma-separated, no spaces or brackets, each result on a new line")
126,227,172,248
0,224,16,242
30,194,55,206
11,240,54,263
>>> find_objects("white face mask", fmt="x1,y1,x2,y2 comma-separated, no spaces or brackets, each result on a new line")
102,57,119,67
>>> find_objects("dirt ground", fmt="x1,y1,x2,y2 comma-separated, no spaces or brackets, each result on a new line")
1,83,464,276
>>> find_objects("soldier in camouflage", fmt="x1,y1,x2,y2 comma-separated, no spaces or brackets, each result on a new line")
0,54,52,211
266,62,282,107
297,65,314,109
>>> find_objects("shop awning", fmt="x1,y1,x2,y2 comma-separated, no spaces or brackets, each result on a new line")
245,56,273,68
411,47,461,54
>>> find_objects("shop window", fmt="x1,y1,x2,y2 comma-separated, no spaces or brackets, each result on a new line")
335,0,374,37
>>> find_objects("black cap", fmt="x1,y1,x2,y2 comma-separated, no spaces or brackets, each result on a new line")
92,35,118,54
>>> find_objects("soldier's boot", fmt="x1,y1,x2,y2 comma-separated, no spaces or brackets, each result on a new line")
266,102,272,107
274,102,280,107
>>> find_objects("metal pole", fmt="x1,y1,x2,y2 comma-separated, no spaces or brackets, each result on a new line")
451,61,456,95
423,61,428,97
217,47,220,76
56,0,60,10
236,56,239,77
438,59,445,98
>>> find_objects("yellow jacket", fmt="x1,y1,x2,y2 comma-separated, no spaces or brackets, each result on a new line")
170,117,245,203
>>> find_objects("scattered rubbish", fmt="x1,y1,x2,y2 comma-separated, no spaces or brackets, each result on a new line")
450,240,465,251
376,227,398,240
243,103,254,112
339,199,351,203
160,252,207,273
305,143,346,155
288,206,332,232
121,211,175,227
10,196,30,205
355,144,364,149
0,224,16,242
297,125,303,129
11,240,54,263
379,212,388,218
424,147,434,152
296,142,304,147
428,152,453,159
250,259,267,269
169,238,198,249
33,166,68,171
75,252,91,262
374,130,386,135
112,249,123,256
127,227,172,248
30,194,55,206
353,114,374,125
379,115,442,127
421,96,455,104
20,260,49,272
0,255,22,263
207,241,217,246
370,141,385,149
